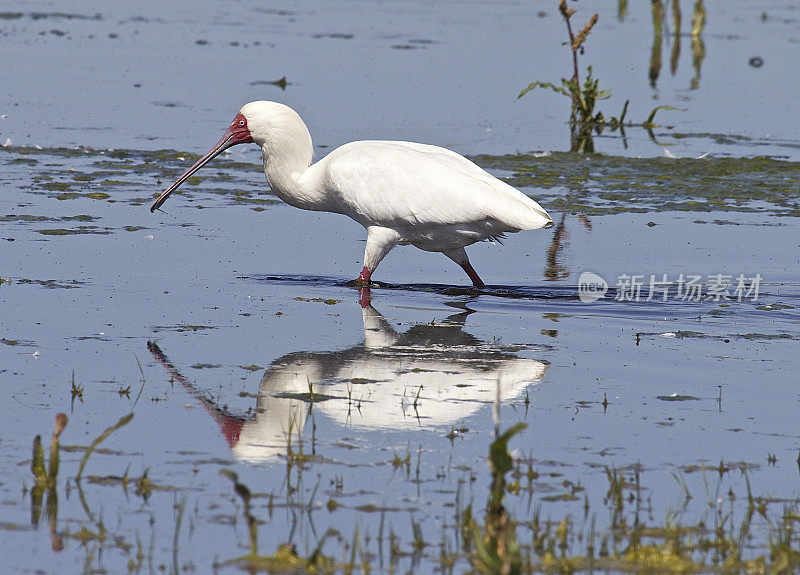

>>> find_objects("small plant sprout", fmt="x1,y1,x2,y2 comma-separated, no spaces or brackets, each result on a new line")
70,371,84,409
220,470,258,555
466,423,527,573
413,385,423,409
135,468,152,501
390,442,412,475
30,413,68,550
411,516,425,554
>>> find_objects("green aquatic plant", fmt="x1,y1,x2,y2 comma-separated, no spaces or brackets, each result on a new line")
30,415,67,509
220,470,258,555
466,423,527,574
390,442,412,474
29,413,68,551
134,468,152,501
518,2,607,152
69,371,83,410
519,1,682,152
75,412,134,480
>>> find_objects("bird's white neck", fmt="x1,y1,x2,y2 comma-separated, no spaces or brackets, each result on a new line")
262,150,307,205
258,119,331,211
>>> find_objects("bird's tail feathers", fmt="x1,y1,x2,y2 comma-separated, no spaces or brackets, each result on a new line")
508,196,554,230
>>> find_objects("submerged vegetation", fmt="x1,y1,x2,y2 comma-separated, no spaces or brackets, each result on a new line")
474,152,800,217
2,144,797,239
0,143,272,220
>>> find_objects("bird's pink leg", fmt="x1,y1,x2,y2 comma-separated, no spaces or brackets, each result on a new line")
356,266,372,285
460,260,485,288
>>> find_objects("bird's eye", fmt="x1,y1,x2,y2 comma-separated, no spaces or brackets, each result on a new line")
238,120,245,127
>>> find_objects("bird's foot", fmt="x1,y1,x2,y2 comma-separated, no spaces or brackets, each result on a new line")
345,267,373,289
350,266,372,286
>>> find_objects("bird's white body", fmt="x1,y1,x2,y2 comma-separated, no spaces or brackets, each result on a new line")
152,101,553,286
303,140,552,246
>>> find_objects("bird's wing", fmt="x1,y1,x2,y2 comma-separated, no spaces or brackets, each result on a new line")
316,141,551,230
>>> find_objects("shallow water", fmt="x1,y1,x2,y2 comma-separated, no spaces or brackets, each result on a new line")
2,1,800,573
2,142,799,571
3,1,800,158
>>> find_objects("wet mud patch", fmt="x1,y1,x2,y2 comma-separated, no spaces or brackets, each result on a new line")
1,337,36,347
37,226,112,236
1,213,97,224
151,324,218,333
638,329,799,342
656,393,701,401
3,277,84,289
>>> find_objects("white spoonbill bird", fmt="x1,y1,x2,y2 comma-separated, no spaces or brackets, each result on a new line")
150,101,554,287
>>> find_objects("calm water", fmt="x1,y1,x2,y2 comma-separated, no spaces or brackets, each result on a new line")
1,1,799,572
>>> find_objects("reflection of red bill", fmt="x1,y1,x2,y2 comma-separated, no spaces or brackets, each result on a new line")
578,271,608,303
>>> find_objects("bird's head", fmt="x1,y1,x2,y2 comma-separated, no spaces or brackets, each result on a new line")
150,101,311,213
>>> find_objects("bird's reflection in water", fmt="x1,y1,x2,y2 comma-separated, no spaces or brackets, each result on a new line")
148,295,548,463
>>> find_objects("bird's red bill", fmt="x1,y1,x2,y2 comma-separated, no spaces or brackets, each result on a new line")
150,112,253,212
